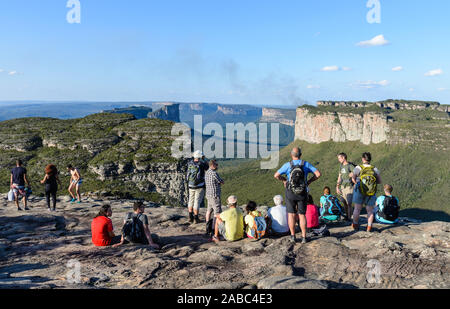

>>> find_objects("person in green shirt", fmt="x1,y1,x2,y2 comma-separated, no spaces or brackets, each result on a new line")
213,195,244,242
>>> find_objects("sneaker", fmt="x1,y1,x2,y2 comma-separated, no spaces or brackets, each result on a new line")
194,216,201,224
352,223,360,231
367,226,373,233
77,201,82,204
301,237,308,244
188,213,194,224
17,207,23,211
70,198,76,203
290,235,297,243
24,207,30,211
48,208,52,212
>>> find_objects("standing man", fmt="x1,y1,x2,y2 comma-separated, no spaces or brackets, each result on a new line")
67,165,83,203
186,150,209,224
336,153,355,221
274,147,321,243
205,160,225,223
10,159,30,211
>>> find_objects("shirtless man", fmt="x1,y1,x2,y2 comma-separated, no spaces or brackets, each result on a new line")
67,164,83,203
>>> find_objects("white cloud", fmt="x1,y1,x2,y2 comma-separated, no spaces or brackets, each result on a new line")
0,69,4,73
392,66,403,72
425,69,443,77
8,71,18,76
307,85,320,89
321,65,340,72
321,66,351,72
438,87,448,91
409,88,415,92
352,80,389,89
356,34,390,47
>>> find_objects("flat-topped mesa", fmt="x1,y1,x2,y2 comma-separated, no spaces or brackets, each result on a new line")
317,100,449,113
260,108,296,126
148,103,180,122
295,107,390,145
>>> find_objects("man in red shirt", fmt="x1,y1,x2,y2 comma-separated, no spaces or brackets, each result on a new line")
91,205,116,247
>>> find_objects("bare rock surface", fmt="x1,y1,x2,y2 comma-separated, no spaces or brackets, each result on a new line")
0,194,448,289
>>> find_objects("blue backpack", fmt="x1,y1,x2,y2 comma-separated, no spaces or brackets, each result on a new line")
320,195,344,221
247,212,267,240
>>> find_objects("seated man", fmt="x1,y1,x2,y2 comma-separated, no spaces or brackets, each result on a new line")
266,195,289,236
319,187,344,222
375,184,400,225
119,201,160,249
213,196,244,242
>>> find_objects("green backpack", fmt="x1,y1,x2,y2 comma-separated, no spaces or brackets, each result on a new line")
359,165,377,196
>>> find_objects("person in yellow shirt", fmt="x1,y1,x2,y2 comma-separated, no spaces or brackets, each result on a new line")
213,195,244,242
244,201,267,239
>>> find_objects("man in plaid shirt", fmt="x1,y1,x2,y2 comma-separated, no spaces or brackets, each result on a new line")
205,160,225,222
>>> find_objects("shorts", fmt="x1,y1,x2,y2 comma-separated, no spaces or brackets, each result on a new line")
285,189,307,215
206,196,222,216
12,184,26,197
188,188,205,211
72,179,83,186
341,186,354,206
218,222,228,241
352,184,376,206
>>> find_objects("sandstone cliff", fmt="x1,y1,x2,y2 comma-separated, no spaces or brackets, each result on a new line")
260,108,296,126
149,103,180,122
0,114,188,206
318,100,449,113
295,107,390,145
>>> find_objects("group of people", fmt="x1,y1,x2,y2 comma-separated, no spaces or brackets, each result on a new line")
8,160,83,211
182,147,401,245
7,146,400,249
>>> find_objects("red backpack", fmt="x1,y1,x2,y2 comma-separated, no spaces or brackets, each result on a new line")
306,204,320,228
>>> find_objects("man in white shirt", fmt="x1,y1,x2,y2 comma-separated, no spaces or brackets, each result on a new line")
266,195,290,236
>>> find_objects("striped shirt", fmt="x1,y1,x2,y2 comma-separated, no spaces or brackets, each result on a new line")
205,169,224,198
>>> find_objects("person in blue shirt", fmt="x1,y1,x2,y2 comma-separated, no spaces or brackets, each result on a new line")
374,184,400,225
274,147,321,243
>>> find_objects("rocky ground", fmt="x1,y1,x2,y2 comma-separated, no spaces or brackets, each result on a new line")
0,194,448,289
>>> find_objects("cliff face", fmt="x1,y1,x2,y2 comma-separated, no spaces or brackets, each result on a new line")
295,108,390,145
0,114,188,205
148,103,180,123
318,100,449,113
260,108,296,126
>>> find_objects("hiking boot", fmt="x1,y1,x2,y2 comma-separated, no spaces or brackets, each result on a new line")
194,215,201,224
25,207,30,211
290,235,297,243
17,207,23,211
188,212,194,223
367,226,373,233
301,237,308,244
352,223,360,231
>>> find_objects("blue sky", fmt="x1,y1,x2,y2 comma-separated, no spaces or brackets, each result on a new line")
0,0,449,106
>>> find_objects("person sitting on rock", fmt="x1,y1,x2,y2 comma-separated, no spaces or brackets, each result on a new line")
374,184,400,225
244,201,267,240
91,204,121,247
266,195,289,236
212,195,244,243
319,187,343,223
306,194,320,230
118,201,160,249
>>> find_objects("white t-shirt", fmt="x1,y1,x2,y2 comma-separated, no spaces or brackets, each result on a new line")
268,205,289,234
353,164,380,183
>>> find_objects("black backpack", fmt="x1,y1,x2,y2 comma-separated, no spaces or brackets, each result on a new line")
380,196,400,222
188,161,205,187
122,213,146,243
288,161,306,195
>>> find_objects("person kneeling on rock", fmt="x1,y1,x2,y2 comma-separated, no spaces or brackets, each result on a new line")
212,195,244,243
118,201,160,249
